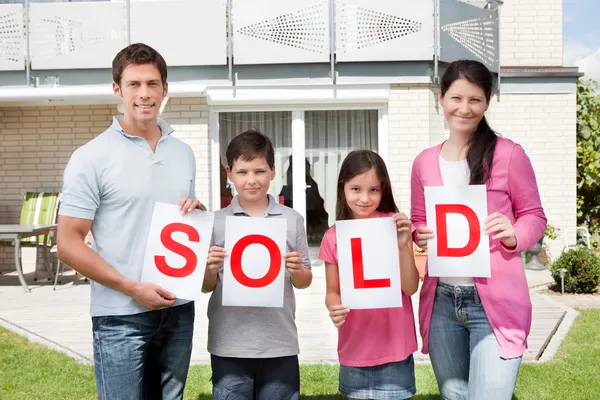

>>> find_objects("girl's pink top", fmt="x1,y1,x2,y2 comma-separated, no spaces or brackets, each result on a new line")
319,212,418,367
411,137,547,359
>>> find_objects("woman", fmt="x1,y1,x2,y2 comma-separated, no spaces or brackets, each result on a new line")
410,59,547,399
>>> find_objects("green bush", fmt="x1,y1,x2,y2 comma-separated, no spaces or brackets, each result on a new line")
551,246,600,293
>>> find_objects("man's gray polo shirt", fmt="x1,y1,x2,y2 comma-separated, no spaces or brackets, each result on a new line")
207,194,311,358
59,116,197,317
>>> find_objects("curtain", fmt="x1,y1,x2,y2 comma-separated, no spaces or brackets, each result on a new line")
305,110,378,227
218,112,292,205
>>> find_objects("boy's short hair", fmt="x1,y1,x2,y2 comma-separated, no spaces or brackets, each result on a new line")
112,43,167,85
226,129,275,169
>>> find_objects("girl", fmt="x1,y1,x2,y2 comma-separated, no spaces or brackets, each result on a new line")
319,150,420,400
411,60,547,399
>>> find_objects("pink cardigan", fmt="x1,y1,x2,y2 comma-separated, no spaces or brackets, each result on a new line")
410,137,547,359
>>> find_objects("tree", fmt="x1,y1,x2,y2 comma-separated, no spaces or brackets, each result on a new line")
577,79,600,234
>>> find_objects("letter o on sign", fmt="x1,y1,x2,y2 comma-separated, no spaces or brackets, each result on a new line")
230,234,281,288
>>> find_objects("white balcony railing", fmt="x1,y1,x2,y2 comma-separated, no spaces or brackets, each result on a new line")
0,0,501,78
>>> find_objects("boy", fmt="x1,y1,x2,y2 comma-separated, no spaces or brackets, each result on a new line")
202,130,313,399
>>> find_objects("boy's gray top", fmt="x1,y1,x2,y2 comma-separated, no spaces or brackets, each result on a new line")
59,116,197,317
207,194,311,358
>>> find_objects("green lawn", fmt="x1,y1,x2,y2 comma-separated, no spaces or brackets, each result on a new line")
1,310,598,399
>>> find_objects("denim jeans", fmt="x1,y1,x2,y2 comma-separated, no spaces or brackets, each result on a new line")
428,283,522,400
210,354,300,400
92,302,195,400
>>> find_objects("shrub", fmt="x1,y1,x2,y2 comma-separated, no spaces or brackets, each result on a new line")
550,246,600,293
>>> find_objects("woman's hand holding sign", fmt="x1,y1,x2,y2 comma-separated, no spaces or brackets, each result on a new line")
484,212,516,249
415,226,434,249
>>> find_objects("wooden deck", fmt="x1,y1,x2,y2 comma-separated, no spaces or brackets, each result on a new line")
0,249,567,364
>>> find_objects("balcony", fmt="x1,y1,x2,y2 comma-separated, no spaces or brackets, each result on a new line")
0,0,501,85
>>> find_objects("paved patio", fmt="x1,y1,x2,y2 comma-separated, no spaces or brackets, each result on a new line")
0,248,577,365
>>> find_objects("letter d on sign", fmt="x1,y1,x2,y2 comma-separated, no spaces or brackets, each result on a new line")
435,204,480,257
230,234,281,288
351,237,391,289
155,223,200,278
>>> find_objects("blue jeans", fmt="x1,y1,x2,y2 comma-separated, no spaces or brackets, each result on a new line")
429,283,521,400
210,354,300,400
92,302,195,400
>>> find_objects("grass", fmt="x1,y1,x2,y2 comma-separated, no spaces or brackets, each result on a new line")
0,310,598,399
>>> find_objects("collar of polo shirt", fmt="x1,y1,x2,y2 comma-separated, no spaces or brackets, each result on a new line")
231,194,284,217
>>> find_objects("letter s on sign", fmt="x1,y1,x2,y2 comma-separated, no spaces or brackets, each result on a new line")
154,223,200,278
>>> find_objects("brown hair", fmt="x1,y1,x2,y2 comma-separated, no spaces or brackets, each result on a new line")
226,129,275,169
336,150,398,220
112,43,168,85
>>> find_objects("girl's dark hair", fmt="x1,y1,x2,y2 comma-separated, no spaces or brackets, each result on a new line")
441,59,498,185
336,150,398,221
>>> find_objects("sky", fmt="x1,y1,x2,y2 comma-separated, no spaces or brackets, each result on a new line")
563,0,600,82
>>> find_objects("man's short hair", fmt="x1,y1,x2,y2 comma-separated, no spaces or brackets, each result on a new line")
225,130,275,169
112,43,167,85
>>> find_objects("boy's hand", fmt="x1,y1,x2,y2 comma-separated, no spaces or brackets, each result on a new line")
178,196,207,215
206,246,227,274
328,304,350,328
284,251,303,276
393,212,412,247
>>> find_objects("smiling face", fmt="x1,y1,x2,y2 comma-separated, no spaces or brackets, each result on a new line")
112,63,168,126
440,77,489,139
343,168,382,219
227,156,276,205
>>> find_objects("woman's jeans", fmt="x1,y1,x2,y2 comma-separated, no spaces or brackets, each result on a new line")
428,283,522,400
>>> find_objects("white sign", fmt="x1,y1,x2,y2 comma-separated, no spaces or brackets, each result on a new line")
336,218,402,310
222,216,287,307
424,185,491,277
141,202,215,301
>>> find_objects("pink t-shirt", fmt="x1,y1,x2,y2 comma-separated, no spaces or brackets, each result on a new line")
318,213,418,367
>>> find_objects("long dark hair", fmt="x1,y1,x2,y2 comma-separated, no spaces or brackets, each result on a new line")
441,60,498,185
336,150,398,221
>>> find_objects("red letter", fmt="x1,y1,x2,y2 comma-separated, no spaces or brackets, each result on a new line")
436,204,480,257
230,234,281,288
351,237,391,289
154,223,200,278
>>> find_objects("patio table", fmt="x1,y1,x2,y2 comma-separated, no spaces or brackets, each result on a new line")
0,224,57,293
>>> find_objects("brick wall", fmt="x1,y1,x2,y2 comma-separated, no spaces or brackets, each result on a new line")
486,93,577,258
0,98,211,271
500,0,563,66
387,84,438,214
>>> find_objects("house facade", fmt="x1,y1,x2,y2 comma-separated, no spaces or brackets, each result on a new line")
0,0,580,270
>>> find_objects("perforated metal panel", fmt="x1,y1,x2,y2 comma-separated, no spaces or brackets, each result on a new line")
455,0,491,8
30,2,125,70
336,0,433,62
0,4,24,71
233,0,330,65
131,0,226,66
439,0,499,72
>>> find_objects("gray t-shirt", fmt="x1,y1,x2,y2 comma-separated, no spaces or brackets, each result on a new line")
59,116,197,317
207,194,311,358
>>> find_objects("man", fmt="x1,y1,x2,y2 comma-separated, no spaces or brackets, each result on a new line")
57,43,204,399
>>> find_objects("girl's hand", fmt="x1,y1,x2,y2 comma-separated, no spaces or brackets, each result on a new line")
416,226,434,249
393,212,412,247
484,212,516,249
328,304,350,328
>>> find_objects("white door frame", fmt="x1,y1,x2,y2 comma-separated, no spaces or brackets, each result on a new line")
209,104,389,224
